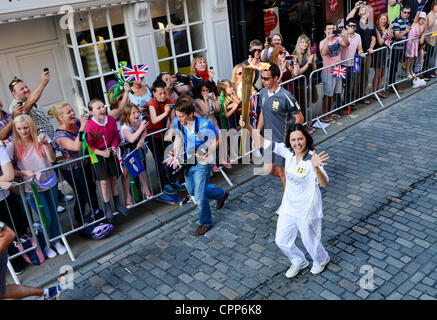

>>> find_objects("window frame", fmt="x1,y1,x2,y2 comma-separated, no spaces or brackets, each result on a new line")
153,0,207,73
62,6,134,107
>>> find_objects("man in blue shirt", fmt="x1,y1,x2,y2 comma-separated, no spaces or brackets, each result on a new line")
173,97,229,236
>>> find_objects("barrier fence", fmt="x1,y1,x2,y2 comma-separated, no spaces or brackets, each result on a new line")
308,46,389,134
386,30,437,98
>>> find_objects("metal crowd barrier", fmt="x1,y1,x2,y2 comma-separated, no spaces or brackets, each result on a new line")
308,46,389,134
4,122,247,283
386,30,437,98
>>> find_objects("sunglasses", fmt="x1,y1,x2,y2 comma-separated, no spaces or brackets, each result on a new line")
261,76,272,81
402,11,410,14
252,49,262,52
279,51,286,55
237,72,243,75
348,24,356,28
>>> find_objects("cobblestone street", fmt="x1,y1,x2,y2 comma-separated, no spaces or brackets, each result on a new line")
61,84,437,300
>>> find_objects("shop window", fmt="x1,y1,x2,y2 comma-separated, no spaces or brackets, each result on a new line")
62,6,133,107
150,0,206,76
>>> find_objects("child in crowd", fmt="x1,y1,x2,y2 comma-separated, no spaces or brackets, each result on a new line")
147,79,183,194
194,81,229,172
405,11,427,79
107,82,130,123
6,115,66,259
120,103,153,206
84,99,127,223
217,80,239,165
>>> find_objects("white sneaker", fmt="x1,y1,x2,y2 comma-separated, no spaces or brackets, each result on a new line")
57,205,65,213
285,260,309,278
44,246,57,259
53,242,67,255
64,194,74,201
310,256,330,275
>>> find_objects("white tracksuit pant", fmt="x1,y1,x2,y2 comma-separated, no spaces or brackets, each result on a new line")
275,214,329,266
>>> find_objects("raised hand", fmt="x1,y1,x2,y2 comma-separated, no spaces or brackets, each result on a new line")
311,150,329,168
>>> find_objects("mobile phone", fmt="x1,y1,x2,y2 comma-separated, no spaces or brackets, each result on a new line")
333,30,339,36
43,67,49,73
168,104,175,109
267,37,272,45
17,101,23,106
285,55,295,61
249,50,254,56
209,66,213,70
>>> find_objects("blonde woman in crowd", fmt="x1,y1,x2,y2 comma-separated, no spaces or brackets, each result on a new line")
50,102,99,227
293,35,317,132
6,115,66,259
270,45,295,94
190,56,217,94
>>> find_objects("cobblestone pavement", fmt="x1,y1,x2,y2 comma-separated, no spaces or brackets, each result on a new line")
60,85,437,300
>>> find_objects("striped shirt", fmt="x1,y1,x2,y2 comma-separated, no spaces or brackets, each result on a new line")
392,16,410,49
80,36,110,76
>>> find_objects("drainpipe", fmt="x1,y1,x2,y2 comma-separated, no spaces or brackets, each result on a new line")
239,0,248,59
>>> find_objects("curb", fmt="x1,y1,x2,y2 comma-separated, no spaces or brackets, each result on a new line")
27,80,437,289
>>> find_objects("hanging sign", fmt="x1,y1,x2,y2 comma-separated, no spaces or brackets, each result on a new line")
264,7,280,38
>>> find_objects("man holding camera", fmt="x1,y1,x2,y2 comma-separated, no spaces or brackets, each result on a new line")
242,39,264,92
341,19,366,106
173,96,229,236
320,23,350,122
389,5,412,90
8,71,54,139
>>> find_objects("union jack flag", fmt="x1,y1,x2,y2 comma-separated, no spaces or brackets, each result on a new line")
330,64,346,79
384,35,392,48
163,151,184,169
116,147,123,174
122,64,149,82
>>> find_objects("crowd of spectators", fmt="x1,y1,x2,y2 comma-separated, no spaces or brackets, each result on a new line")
1,0,436,278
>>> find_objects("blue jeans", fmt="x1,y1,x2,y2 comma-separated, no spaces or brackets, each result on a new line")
27,185,61,240
184,164,225,227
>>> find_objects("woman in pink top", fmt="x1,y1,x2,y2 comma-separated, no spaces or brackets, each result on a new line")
6,115,67,259
405,11,427,79
84,99,127,223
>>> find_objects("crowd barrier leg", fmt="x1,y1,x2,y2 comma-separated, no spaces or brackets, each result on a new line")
7,260,20,285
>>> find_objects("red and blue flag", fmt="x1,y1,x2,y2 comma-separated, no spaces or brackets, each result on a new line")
330,64,346,79
122,64,149,82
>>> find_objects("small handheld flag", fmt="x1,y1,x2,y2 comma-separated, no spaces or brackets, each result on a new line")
353,54,361,73
122,64,149,82
384,35,392,47
124,149,144,179
331,64,347,79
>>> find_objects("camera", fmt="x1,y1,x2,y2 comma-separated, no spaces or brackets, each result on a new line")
333,30,340,36
168,104,175,109
175,72,190,85
362,1,366,5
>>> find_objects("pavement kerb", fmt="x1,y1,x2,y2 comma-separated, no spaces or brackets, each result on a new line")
26,80,437,290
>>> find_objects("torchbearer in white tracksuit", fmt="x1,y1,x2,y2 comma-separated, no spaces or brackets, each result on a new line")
240,119,331,278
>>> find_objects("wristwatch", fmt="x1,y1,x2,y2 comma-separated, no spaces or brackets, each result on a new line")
0,221,7,232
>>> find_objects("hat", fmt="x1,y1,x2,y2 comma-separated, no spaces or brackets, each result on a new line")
419,11,427,19
8,77,22,92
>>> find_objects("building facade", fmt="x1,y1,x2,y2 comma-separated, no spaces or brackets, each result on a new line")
0,0,233,113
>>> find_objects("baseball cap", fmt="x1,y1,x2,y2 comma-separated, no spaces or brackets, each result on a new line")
9,77,22,92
